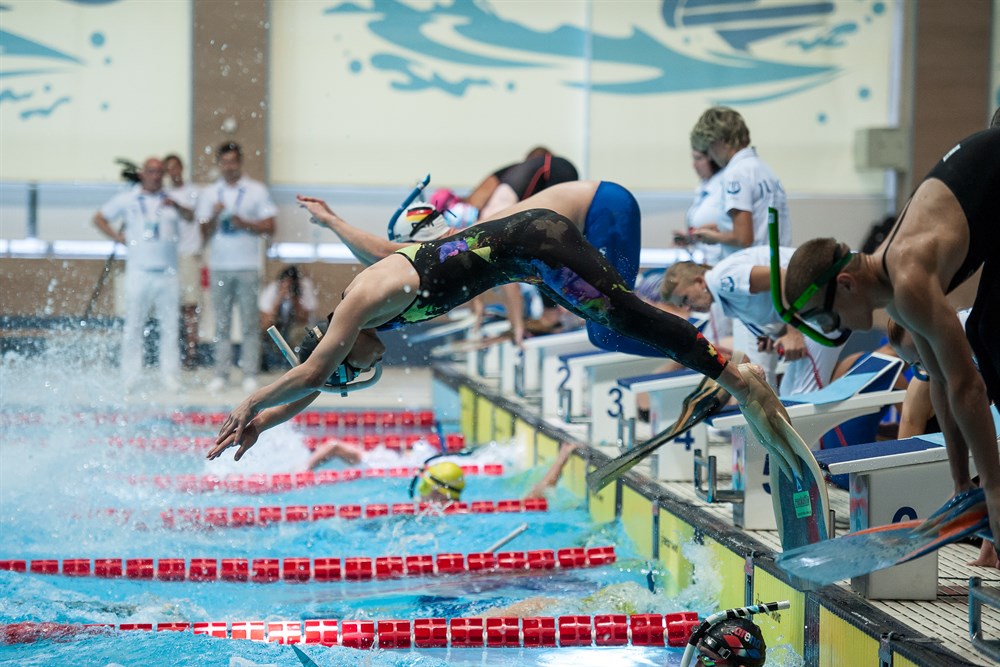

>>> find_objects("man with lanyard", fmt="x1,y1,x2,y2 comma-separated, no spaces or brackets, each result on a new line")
93,157,182,393
197,142,277,394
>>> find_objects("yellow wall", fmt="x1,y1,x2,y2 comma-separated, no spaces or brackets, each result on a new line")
819,607,880,667
620,486,654,560
752,568,806,655
459,387,476,439
474,395,494,445
658,509,695,596
705,538,746,610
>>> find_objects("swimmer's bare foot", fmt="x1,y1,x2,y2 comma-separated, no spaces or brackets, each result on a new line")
968,540,1000,568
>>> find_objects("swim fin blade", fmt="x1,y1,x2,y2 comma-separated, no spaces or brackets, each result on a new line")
586,376,728,492
776,487,990,587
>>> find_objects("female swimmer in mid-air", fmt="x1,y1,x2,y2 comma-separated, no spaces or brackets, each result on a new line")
207,181,800,481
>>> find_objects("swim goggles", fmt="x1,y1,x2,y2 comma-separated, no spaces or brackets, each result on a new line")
407,448,474,499
768,207,852,347
265,326,382,397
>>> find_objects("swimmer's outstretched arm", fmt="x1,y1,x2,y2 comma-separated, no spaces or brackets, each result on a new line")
208,393,320,461
297,195,409,266
208,302,369,461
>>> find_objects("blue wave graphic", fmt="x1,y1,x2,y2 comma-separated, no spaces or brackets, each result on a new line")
370,53,490,96
0,4,94,123
0,29,82,64
326,0,860,100
19,95,70,119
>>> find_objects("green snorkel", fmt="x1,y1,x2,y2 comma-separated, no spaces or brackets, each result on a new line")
768,207,852,347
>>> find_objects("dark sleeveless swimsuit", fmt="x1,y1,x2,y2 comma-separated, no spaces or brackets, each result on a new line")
881,128,1000,400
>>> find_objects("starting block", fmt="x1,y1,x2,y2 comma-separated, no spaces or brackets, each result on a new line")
548,351,651,431
815,437,954,599
706,353,905,531
514,330,592,399
608,369,706,480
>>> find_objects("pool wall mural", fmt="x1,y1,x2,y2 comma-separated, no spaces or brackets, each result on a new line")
2,0,902,195
0,0,192,182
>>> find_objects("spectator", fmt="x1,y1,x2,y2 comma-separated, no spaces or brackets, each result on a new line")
163,153,202,369
675,148,730,266
690,107,792,380
258,265,317,371
92,157,181,393
197,142,277,393
689,106,790,253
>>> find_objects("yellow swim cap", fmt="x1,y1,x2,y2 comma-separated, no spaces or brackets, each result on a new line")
417,461,466,500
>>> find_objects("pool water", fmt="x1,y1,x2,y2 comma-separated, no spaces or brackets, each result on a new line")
0,344,806,667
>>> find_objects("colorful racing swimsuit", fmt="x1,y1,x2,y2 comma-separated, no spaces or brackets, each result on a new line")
378,206,727,378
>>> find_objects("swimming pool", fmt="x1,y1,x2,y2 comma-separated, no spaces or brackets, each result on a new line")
0,353,722,666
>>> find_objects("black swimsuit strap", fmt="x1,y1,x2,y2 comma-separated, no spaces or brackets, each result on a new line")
879,197,913,284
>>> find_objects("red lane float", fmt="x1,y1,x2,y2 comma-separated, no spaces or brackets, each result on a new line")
0,612,700,648
103,432,461,453
156,497,546,528
127,462,501,495
0,545,613,583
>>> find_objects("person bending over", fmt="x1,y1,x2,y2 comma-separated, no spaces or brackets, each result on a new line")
207,193,802,485
785,126,1000,553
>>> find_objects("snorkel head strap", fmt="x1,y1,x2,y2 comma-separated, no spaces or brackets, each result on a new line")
768,207,852,347
297,324,383,397
408,448,475,499
386,174,432,240
679,601,789,667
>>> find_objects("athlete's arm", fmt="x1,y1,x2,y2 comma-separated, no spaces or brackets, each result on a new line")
897,275,1000,543
297,195,409,266
897,378,934,439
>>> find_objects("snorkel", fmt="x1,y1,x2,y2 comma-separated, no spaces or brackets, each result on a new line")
266,325,382,397
386,174,432,239
407,447,475,499
768,207,852,347
679,600,790,667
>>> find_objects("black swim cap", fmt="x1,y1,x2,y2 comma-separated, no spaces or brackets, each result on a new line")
295,321,328,363
699,617,766,667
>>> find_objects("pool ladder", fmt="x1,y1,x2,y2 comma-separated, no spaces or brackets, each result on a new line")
969,576,1000,662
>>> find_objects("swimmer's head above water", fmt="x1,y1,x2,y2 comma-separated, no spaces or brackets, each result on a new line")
414,461,466,502
692,617,767,667
295,321,385,391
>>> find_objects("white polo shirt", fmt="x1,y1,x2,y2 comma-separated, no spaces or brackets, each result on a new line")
99,185,180,272
721,147,791,253
705,245,793,339
166,182,203,257
196,176,277,272
686,170,731,266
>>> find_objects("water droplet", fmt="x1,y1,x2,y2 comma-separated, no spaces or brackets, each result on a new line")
403,285,412,294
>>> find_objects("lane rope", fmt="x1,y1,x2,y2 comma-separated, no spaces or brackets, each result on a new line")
0,610,700,649
0,545,615,582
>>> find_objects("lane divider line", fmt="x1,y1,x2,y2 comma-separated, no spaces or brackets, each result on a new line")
0,545,615,582
125,464,504,494
0,611,700,648
153,497,546,528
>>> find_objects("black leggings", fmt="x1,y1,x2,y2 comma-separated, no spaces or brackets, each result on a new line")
386,210,728,379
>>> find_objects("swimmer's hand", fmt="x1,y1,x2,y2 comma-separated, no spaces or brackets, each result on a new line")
207,419,260,461
296,194,337,228
208,402,261,461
